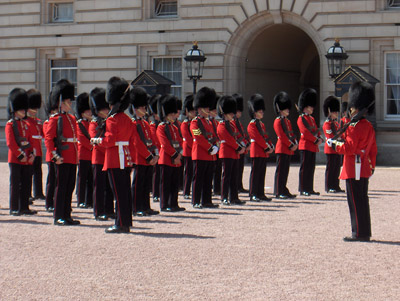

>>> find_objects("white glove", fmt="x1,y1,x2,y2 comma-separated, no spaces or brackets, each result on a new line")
91,137,102,145
210,145,219,155
326,138,333,147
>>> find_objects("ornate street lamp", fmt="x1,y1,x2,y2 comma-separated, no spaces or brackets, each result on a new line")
184,41,206,94
325,38,349,78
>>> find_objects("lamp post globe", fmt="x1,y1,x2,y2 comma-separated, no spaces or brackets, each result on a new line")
326,38,349,79
184,42,206,94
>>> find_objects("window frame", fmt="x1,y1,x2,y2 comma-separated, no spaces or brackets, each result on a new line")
50,59,78,97
43,1,74,24
384,52,400,120
152,56,182,98
387,0,400,9
154,0,178,18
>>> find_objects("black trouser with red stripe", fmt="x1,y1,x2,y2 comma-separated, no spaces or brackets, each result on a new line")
31,156,44,198
160,164,179,210
274,154,291,196
213,156,222,195
192,160,214,205
298,150,316,193
132,165,153,213
9,163,32,213
237,154,245,190
183,156,193,196
325,154,341,191
221,158,239,201
76,159,93,207
152,163,161,198
54,163,76,221
250,157,267,198
345,178,371,238
46,161,56,209
108,168,132,228
92,164,114,217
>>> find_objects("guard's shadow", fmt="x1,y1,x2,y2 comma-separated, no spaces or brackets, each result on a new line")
369,239,400,246
0,219,50,225
131,231,215,239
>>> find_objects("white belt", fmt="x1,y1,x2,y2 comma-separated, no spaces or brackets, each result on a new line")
32,135,42,139
220,140,226,143
250,139,255,143
65,138,77,143
115,141,129,169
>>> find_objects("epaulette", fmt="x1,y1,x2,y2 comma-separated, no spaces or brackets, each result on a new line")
7,119,13,124
183,118,189,123
50,113,59,118
251,119,257,123
91,117,98,123
349,120,359,127
193,116,199,121
159,121,166,126
109,113,117,118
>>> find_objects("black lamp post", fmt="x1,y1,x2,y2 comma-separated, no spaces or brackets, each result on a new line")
184,41,206,94
325,38,349,79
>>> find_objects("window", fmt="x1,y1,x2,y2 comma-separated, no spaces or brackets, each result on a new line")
155,0,177,17
153,57,182,98
50,59,78,96
50,2,73,23
387,0,400,8
385,53,400,118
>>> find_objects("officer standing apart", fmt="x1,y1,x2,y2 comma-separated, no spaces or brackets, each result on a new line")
327,81,377,242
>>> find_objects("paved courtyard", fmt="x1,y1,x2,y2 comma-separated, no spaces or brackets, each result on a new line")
0,162,399,300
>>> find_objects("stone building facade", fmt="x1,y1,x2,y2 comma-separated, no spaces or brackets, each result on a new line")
1,0,400,164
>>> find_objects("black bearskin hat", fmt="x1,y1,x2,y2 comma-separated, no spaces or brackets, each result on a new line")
194,87,216,109
130,86,148,109
217,95,237,118
27,89,42,109
176,98,182,111
76,92,90,119
273,91,292,115
89,87,108,116
149,94,161,115
248,94,265,119
348,81,375,115
182,94,194,114
298,88,317,112
341,101,349,114
323,96,340,117
7,88,28,119
232,93,244,112
158,94,178,121
106,76,130,112
49,79,75,111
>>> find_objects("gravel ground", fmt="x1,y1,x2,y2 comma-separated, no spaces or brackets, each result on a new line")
0,162,399,300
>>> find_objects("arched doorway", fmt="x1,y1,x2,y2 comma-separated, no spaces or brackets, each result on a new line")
244,24,320,151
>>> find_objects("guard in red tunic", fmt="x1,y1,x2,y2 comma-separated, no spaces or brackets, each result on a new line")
327,81,377,242
273,92,298,199
26,89,45,201
43,101,57,212
232,93,250,193
191,87,219,209
156,95,185,212
174,98,184,191
75,92,93,208
217,95,246,205
89,87,114,221
149,94,162,203
209,100,222,196
44,79,80,226
6,88,36,216
297,88,323,196
91,77,134,233
129,87,159,216
322,96,344,193
181,94,195,199
247,94,275,202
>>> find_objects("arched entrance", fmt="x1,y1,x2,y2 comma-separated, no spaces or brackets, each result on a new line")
244,23,320,144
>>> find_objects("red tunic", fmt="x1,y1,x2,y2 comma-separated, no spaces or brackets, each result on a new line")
25,116,43,157
335,118,377,180
190,116,217,161
150,121,161,150
156,122,182,167
323,119,340,155
44,113,78,165
77,119,92,161
43,119,51,162
132,118,156,166
89,118,106,165
232,118,249,154
181,119,193,157
5,118,34,164
297,113,320,153
100,112,135,170
217,120,241,159
273,117,296,155
248,119,273,158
